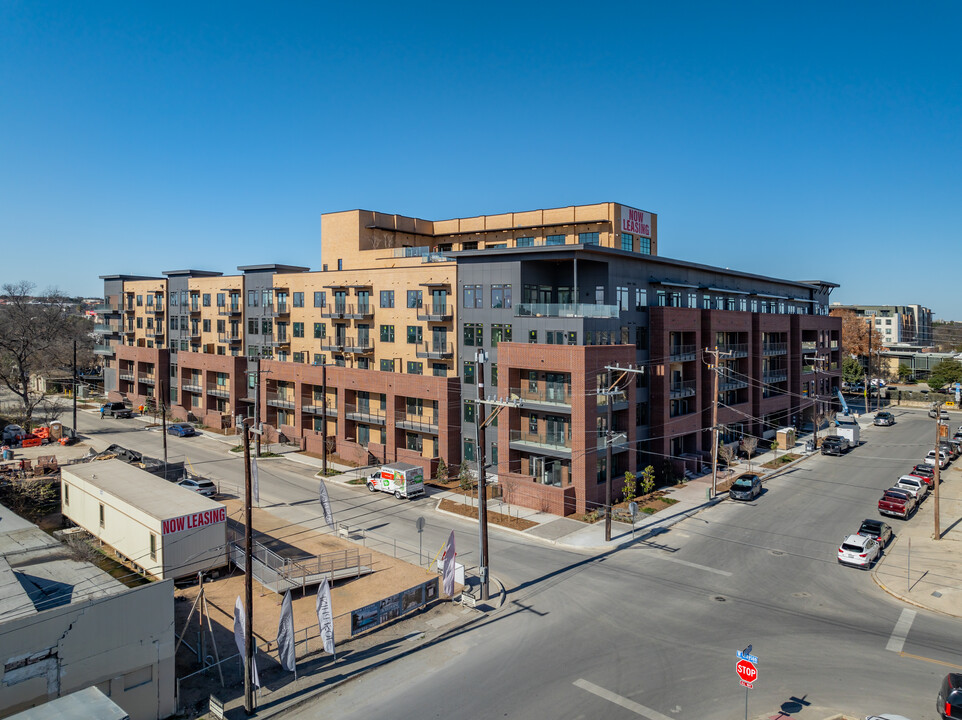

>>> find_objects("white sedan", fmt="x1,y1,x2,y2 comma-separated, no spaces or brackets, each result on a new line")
838,534,880,570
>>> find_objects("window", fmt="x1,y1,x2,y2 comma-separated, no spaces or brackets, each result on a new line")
136,294,143,306
463,361,476,384
201,318,210,332
407,361,423,375
261,319,272,335
314,323,326,339
99,503,105,528
293,292,304,307
407,326,422,344
463,323,483,346
202,293,211,307
293,322,304,338
262,289,273,308
406,397,423,415
464,400,476,423
528,330,538,343
490,324,511,346
463,285,483,308
314,291,326,308
216,293,225,307
170,293,178,307
407,290,423,308
617,287,629,311
248,290,258,307
621,233,632,251
337,259,343,271
170,317,179,331
380,359,395,372
380,325,395,342
491,284,512,309
579,232,599,245
406,433,423,452
380,290,394,308
146,294,154,307
595,286,605,304
464,438,476,462
516,236,534,247
63,483,69,505
545,234,565,245
567,331,577,345
528,415,538,433
639,236,651,255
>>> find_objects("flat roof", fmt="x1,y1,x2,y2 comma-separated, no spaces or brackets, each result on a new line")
161,269,224,277
6,686,129,720
63,460,225,522
237,263,311,273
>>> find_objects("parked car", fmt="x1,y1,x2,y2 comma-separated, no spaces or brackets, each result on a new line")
837,533,880,570
857,519,893,548
895,474,929,500
177,477,217,497
821,435,851,456
909,463,936,485
102,401,133,418
878,488,917,519
940,440,960,460
873,411,895,427
729,474,762,501
167,422,197,437
938,672,962,719
923,449,949,469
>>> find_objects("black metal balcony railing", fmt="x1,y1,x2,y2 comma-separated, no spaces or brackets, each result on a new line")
346,303,373,319
344,336,374,354
267,335,290,347
719,377,749,392
182,381,203,393
416,304,453,322
273,302,289,316
320,303,349,319
395,412,439,434
717,343,749,358
344,405,386,425
207,384,230,398
319,338,345,352
189,305,201,314
218,333,242,344
266,392,295,409
762,342,788,356
415,341,453,359
763,370,789,384
669,379,697,398
668,345,697,362
151,306,164,315
218,305,242,316
146,329,163,338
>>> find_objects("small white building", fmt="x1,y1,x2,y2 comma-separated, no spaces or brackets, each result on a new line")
61,459,227,581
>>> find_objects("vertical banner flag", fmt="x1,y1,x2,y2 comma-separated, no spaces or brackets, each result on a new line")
276,590,296,674
318,479,334,529
233,596,261,687
316,578,336,659
251,455,260,505
442,530,456,597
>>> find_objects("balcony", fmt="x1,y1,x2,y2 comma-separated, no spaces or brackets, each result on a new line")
207,384,231,398
320,303,349,319
118,372,135,382
344,405,386,425
417,304,453,322
509,430,571,457
763,370,788,384
146,329,164,338
266,392,295,409
218,305,242,316
669,379,697,398
303,403,337,416
218,333,242,344
319,339,345,352
717,343,749,358
273,302,289,317
94,343,115,356
415,341,453,359
762,342,788,356
93,304,120,315
344,336,374,354
189,305,201,314
800,341,818,351
597,432,629,452
345,304,374,320
668,345,697,362
94,323,118,334
395,413,439,435
516,303,619,319
508,385,571,408
719,377,749,392
137,374,156,386
267,335,290,347
124,305,135,314
150,306,164,315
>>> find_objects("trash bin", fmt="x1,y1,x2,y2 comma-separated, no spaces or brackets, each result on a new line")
805,440,815,453
3,448,13,460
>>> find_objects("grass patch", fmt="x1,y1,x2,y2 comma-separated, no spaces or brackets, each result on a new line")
761,453,801,469
346,477,366,485
229,445,280,458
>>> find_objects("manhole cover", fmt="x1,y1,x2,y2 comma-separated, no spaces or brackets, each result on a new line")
713,595,727,602
770,550,785,556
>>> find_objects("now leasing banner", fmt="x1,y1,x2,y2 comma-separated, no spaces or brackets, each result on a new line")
161,506,227,535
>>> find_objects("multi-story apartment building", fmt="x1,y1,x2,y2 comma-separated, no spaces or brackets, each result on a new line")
97,202,841,516
831,303,934,347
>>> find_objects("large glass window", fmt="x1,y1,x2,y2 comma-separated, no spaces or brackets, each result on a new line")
293,322,304,338
407,290,423,308
579,232,599,245
463,361,476,385
491,284,512,309
545,234,565,245
380,325,395,342
407,326,422,344
491,324,512,346
639,236,651,255
463,323,483,346
380,290,394,308
621,233,633,251
463,285,483,309
314,291,326,307
516,236,534,247
407,361,423,375
314,323,325,338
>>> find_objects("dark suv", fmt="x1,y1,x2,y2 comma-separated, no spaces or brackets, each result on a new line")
820,435,851,456
102,402,133,418
938,672,962,719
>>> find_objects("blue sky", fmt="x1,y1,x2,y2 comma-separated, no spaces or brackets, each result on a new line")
2,2,960,319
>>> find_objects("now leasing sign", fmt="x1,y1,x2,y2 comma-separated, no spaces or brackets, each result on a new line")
162,506,227,535
621,207,652,238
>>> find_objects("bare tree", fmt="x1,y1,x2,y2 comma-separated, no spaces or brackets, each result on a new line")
718,442,738,471
741,436,758,472
0,282,92,426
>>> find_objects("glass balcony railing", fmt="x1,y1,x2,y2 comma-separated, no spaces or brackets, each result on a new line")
508,385,571,406
509,430,571,451
516,303,619,319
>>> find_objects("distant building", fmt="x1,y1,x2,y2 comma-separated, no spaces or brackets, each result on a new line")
831,303,933,347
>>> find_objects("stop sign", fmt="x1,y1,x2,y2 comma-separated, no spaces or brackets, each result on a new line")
736,659,758,685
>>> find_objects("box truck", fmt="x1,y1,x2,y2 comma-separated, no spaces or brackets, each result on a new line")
367,462,425,499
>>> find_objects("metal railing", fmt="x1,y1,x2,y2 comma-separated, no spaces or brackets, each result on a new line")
266,391,295,409
319,339,345,351
94,344,115,355
516,303,619,319
508,385,571,406
416,304,453,321
669,379,697,398
395,413,439,434
509,430,571,451
207,383,230,398
118,372,135,381
344,336,374,353
415,341,453,358
137,374,156,385
762,342,788,355
668,345,697,361
344,405,386,424
763,370,788,383
719,378,749,392
717,343,749,357
217,305,242,316
217,333,242,343
182,382,203,393
303,403,337,416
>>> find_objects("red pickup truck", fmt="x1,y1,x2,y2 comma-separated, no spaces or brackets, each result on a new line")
878,488,917,519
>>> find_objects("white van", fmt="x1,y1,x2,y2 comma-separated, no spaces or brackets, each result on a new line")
367,462,425,499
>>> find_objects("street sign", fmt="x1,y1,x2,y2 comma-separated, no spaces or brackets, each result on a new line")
415,516,425,532
739,679,753,689
736,659,757,686
736,649,759,664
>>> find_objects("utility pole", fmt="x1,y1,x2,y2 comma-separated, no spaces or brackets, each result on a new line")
474,349,490,601
162,382,169,480
72,341,77,438
254,357,262,457
804,354,826,449
605,367,614,542
242,418,256,714
320,362,328,476
933,404,944,541
705,348,731,499
865,322,872,412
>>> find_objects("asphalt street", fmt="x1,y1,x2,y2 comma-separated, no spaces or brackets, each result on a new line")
75,407,962,719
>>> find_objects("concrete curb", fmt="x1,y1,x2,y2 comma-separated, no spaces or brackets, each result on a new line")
871,534,962,620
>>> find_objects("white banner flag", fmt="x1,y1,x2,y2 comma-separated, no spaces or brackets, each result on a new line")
442,530,456,597
316,578,335,659
276,590,296,674
318,479,334,529
233,596,260,687
251,455,260,505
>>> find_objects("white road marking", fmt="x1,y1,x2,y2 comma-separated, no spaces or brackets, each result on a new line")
886,608,917,653
642,553,733,577
574,679,676,720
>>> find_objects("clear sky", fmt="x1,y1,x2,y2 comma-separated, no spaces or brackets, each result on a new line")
2,2,959,318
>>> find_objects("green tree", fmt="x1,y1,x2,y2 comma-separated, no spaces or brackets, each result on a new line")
435,457,448,484
927,359,962,392
640,465,656,495
897,364,913,382
622,471,636,502
458,460,473,491
842,356,865,385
